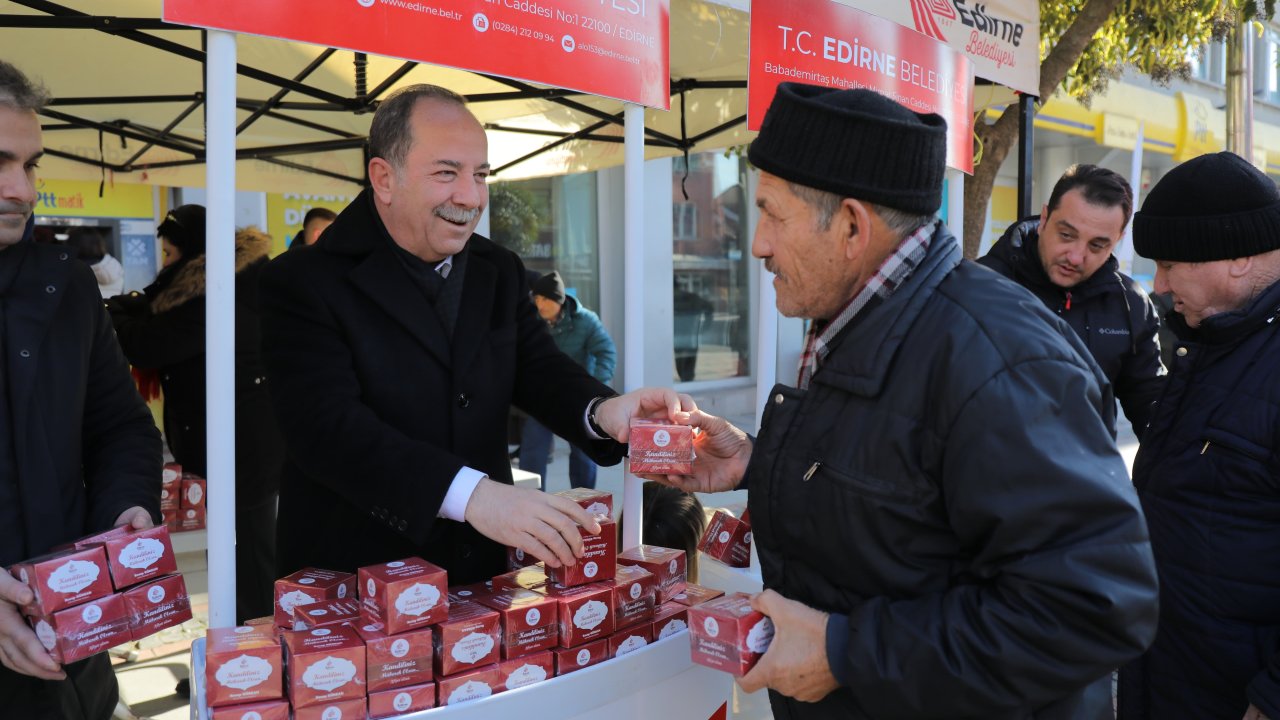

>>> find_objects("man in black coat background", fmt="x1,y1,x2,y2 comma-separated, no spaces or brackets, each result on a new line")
260,84,686,586
978,164,1165,437
0,60,162,720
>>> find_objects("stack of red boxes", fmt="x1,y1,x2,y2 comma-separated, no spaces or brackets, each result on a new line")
698,509,752,568
9,524,188,666
360,558,447,714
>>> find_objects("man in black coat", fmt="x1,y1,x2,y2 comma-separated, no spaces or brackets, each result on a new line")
647,83,1158,719
260,84,685,586
0,60,162,720
978,164,1165,437
1117,152,1280,720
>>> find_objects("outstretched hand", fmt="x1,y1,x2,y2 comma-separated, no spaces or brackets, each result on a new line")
594,388,696,443
638,408,752,494
0,567,63,681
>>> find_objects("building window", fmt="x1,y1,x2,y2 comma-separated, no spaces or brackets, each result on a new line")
1189,41,1227,85
489,172,600,311
672,152,751,383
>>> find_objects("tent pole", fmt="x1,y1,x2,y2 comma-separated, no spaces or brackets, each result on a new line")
205,28,237,630
622,102,645,552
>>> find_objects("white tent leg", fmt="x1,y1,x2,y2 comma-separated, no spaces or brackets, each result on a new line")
622,103,645,552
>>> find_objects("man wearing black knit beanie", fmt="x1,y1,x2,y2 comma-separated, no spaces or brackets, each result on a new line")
640,83,1158,719
1117,151,1280,720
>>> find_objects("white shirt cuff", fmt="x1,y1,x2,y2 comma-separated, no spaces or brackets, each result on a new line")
439,467,486,521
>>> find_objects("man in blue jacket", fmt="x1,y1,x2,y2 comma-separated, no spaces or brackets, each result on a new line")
521,270,617,489
1118,151,1280,720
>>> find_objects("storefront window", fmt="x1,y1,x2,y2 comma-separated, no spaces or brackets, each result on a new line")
488,172,600,311
672,152,751,383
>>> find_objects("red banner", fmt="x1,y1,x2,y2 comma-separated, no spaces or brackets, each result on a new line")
748,0,973,173
164,0,671,109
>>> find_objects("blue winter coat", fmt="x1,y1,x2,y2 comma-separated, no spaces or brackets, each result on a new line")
547,295,616,385
1118,277,1280,719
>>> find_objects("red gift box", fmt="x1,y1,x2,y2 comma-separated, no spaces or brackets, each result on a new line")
274,568,356,628
497,650,554,691
208,698,290,720
161,508,179,530
609,622,653,658
291,599,362,631
369,682,436,718
355,621,435,693
672,583,724,607
651,602,690,640
11,546,113,617
448,581,494,604
431,600,501,676
608,564,657,630
699,510,752,568
490,564,548,592
160,484,180,512
292,698,367,720
687,592,775,676
161,462,182,488
628,419,695,474
552,637,608,676
617,544,687,603
504,545,534,572
123,573,192,639
543,582,614,648
552,487,614,519
475,588,558,660
181,474,207,510
29,592,131,665
359,557,448,635
178,507,206,532
205,625,283,707
437,664,501,706
545,519,616,588
75,524,178,590
282,625,367,709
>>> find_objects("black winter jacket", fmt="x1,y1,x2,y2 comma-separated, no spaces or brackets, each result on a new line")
107,230,283,504
1118,278,1280,720
749,223,1159,719
979,218,1165,437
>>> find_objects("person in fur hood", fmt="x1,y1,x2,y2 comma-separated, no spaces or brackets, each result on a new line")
107,205,284,624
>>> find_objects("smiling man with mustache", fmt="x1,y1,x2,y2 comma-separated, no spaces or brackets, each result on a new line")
258,85,688,587
979,164,1166,439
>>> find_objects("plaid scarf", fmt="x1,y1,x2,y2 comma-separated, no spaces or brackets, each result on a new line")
796,220,935,389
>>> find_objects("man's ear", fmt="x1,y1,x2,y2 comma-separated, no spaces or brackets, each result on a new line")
1228,255,1254,279
839,198,873,261
368,157,396,205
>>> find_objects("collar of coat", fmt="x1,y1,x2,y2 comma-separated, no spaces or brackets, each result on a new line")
151,227,271,313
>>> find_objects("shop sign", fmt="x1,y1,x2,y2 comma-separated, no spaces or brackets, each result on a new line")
266,193,354,257
838,0,1038,95
34,179,154,219
1175,92,1219,161
749,0,974,172
1099,114,1140,150
163,0,671,109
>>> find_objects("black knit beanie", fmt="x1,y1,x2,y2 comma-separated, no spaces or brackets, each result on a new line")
748,83,947,215
531,270,566,304
157,204,207,258
1133,151,1280,261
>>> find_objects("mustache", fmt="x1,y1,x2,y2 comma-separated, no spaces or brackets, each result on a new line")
764,259,781,278
434,204,479,224
0,201,32,216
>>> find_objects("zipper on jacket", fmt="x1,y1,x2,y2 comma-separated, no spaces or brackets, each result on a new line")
1201,440,1210,455
803,462,821,481
1064,291,1072,311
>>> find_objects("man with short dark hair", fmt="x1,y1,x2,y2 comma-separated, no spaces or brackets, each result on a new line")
1117,151,1280,720
648,83,1159,718
0,59,161,720
979,164,1165,436
290,206,336,249
260,85,685,585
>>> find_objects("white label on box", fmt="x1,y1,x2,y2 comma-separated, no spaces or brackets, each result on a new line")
310,609,329,617
302,656,358,692
451,632,495,664
235,627,254,634
718,531,730,544
147,585,166,604
187,484,203,506
394,692,413,711
119,537,165,570
586,502,609,518
629,583,641,600
387,561,405,568
243,712,263,720
449,680,493,704
321,708,342,720
525,608,541,627
573,600,607,630
390,638,410,658
659,618,687,639
35,620,56,650
337,584,348,599
216,655,273,690
744,532,752,544
584,562,598,579
299,578,316,585
366,579,376,597
81,603,102,624
514,549,525,562
279,590,317,616
617,634,648,656
703,617,719,638
654,430,671,447
311,629,331,637
576,648,591,666
506,663,547,689
394,583,441,617
668,559,678,574
746,618,774,653
47,559,100,594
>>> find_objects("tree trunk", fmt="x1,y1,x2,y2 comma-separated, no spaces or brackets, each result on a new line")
961,0,1126,258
